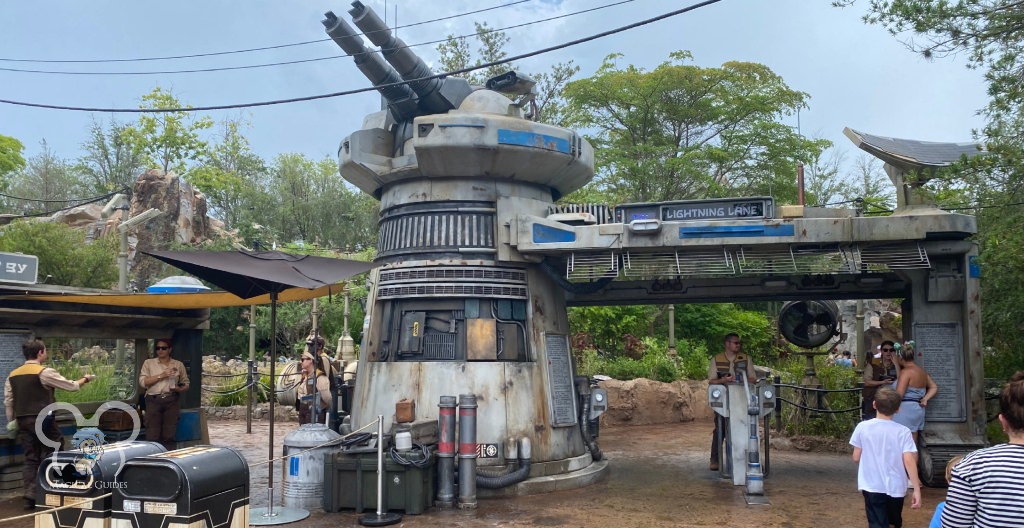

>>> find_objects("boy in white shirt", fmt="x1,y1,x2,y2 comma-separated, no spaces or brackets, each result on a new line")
849,387,921,528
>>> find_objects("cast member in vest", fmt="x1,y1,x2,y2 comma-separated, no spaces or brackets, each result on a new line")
862,341,898,420
306,334,336,386
139,339,189,450
707,332,756,471
3,338,93,510
296,350,331,425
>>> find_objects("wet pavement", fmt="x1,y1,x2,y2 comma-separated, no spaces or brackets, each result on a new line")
0,419,946,527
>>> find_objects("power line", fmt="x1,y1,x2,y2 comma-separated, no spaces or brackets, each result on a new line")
0,0,532,64
0,0,724,113
4,189,127,218
0,187,127,204
0,0,635,76
943,200,1024,211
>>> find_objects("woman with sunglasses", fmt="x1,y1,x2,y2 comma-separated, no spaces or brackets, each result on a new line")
296,350,331,425
139,339,189,450
891,342,938,444
862,341,898,420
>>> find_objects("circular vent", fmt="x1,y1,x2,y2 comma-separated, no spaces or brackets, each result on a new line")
778,300,840,348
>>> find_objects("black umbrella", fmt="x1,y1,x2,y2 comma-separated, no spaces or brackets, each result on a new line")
144,249,377,517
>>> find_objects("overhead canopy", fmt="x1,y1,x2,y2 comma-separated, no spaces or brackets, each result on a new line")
843,127,984,172
144,249,378,300
0,282,343,309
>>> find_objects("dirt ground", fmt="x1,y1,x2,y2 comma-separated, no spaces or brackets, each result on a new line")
0,418,946,528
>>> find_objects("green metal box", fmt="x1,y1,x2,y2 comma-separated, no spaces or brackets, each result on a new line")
323,451,435,515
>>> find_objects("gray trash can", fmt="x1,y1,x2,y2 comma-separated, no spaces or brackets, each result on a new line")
110,445,248,528
36,441,166,528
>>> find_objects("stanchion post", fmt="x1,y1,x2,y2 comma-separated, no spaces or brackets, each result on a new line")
358,415,401,526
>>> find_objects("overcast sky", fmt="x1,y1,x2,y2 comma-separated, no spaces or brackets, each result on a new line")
0,0,988,181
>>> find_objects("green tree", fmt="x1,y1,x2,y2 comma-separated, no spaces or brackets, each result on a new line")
78,117,147,196
800,150,851,207
189,117,267,227
0,134,26,186
668,303,775,364
5,141,86,214
121,87,213,175
843,154,895,213
562,51,831,204
568,305,661,355
436,22,579,125
0,220,117,288
267,154,377,250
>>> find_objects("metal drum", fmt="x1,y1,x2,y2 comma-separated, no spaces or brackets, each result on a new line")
282,423,341,510
37,441,165,528
275,360,302,408
110,445,248,528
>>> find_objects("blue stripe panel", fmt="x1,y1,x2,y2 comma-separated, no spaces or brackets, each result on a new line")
497,129,571,154
533,224,577,243
0,442,24,457
678,224,795,238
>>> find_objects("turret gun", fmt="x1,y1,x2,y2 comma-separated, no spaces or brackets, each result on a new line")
348,1,472,116
322,11,419,121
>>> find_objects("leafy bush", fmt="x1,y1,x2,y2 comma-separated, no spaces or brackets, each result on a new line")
53,363,119,403
677,340,710,380
771,355,861,438
0,220,118,288
577,337,678,382
208,374,270,407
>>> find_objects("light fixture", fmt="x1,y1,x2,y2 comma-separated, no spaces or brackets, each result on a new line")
761,279,790,289
101,193,128,219
856,276,885,287
627,219,662,234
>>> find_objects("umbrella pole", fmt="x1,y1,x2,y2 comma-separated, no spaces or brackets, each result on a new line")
268,292,278,515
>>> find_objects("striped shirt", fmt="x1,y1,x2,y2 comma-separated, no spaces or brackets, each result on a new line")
941,443,1024,527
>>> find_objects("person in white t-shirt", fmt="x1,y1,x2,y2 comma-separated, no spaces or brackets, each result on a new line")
849,387,921,528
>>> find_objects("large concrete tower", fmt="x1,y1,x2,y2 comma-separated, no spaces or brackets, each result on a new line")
324,2,606,490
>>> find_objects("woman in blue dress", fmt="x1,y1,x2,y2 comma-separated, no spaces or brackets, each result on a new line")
892,343,938,443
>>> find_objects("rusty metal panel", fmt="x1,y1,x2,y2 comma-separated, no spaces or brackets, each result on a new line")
466,319,497,361
503,362,584,462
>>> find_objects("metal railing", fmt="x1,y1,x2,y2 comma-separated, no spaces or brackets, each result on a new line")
771,375,863,433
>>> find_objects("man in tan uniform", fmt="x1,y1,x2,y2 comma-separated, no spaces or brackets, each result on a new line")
139,338,189,450
707,333,756,471
4,339,93,510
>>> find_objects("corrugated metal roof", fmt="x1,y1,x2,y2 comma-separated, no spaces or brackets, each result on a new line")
844,127,983,169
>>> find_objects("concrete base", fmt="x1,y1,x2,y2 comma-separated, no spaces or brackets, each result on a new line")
478,458,610,497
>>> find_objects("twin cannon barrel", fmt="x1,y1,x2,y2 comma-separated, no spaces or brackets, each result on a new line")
322,1,472,122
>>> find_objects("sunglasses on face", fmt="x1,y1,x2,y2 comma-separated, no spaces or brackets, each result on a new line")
155,346,170,351
881,348,894,352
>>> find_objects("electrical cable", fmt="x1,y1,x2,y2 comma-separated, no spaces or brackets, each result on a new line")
0,187,126,203
8,189,127,218
389,442,433,468
0,0,635,76
0,0,533,64
0,0,723,113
